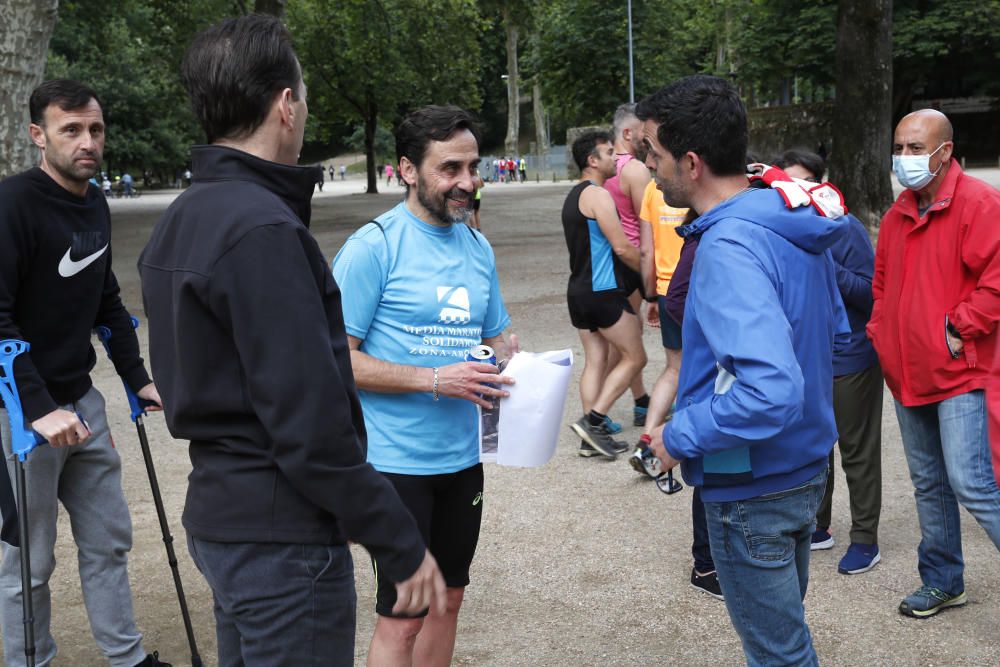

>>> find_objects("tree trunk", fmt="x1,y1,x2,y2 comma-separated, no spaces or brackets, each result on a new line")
828,0,893,233
532,77,548,169
254,0,285,17
503,6,519,155
364,97,378,194
0,0,60,180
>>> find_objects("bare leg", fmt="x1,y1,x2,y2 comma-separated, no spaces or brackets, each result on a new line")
606,289,647,401
644,347,682,436
592,310,646,415
578,329,609,414
625,288,647,399
412,587,465,667
367,615,424,667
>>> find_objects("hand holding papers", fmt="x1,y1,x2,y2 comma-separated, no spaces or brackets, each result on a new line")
478,349,574,467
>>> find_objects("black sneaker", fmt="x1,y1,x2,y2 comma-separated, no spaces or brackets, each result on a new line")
579,438,628,457
690,569,724,601
134,652,172,667
570,416,623,458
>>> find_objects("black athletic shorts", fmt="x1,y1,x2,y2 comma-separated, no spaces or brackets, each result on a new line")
372,463,484,617
473,198,481,211
567,290,635,332
621,266,644,298
657,296,683,350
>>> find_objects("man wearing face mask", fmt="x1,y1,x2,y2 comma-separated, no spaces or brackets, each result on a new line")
868,108,1000,619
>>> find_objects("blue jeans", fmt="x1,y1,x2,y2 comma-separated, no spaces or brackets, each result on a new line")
187,537,356,667
704,469,826,667
895,391,1000,595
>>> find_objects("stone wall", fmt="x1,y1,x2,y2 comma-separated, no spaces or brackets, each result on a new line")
747,102,836,163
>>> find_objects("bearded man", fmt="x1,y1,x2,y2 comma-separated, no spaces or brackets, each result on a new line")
331,104,518,667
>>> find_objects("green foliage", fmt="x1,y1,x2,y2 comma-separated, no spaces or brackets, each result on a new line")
39,0,997,179
892,0,1000,105
288,0,482,141
346,124,394,162
46,0,233,181
287,0,484,189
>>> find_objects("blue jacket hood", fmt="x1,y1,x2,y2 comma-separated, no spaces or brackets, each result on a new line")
664,185,846,502
683,187,848,255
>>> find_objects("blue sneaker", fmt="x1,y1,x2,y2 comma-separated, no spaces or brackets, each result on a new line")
899,585,967,618
602,415,623,434
633,405,648,427
810,529,834,551
838,543,880,574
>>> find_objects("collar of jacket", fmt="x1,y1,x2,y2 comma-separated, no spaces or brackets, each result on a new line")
189,144,317,227
894,158,963,227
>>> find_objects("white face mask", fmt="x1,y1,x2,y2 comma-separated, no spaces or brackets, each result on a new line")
892,142,946,190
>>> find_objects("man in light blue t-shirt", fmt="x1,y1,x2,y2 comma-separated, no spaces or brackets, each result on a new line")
331,105,517,667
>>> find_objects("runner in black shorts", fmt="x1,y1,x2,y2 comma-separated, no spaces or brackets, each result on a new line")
561,131,646,460
373,464,484,616
568,291,636,332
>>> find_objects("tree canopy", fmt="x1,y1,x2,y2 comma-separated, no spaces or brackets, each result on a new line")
4,0,990,189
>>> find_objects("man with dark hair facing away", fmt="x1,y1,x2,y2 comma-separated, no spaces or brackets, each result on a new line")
0,79,168,667
332,104,517,667
640,75,847,665
562,130,646,459
139,16,444,666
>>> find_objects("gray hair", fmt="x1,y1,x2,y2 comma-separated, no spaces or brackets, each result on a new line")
612,103,638,139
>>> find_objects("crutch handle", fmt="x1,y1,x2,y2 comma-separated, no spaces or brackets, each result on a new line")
0,340,47,461
95,319,157,422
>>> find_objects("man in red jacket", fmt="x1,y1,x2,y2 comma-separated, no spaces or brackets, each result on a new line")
868,108,1000,619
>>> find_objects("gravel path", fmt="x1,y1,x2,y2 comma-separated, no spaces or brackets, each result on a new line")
2,179,998,666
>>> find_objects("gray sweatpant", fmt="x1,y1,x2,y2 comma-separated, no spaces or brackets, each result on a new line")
0,386,147,667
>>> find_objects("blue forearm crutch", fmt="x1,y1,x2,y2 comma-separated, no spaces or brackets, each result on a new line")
0,339,46,667
95,319,202,667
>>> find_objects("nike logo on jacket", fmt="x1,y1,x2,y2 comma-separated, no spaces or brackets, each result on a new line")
58,244,109,277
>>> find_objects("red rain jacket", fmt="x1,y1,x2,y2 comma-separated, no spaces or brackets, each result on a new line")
868,161,1000,407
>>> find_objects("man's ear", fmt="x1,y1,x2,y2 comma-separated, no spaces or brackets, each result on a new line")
277,88,295,129
29,124,46,150
400,156,418,186
939,140,954,163
685,152,703,181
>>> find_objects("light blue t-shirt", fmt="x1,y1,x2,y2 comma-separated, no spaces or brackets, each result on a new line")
331,202,511,475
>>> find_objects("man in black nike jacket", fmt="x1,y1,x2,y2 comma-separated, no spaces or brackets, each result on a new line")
138,16,443,667
0,79,167,667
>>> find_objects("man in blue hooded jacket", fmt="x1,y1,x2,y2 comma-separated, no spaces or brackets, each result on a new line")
638,76,846,666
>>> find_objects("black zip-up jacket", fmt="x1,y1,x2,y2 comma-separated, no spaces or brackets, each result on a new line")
0,167,150,419
138,145,425,583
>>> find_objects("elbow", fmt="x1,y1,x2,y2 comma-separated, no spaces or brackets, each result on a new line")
732,372,805,440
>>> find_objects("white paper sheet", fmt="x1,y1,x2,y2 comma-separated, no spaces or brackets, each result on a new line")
478,349,574,467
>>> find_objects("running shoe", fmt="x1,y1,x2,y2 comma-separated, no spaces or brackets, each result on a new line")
580,439,628,457
628,444,662,478
602,415,624,434
838,543,881,575
899,586,967,618
570,416,622,458
810,528,834,551
690,569,724,600
633,405,648,427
